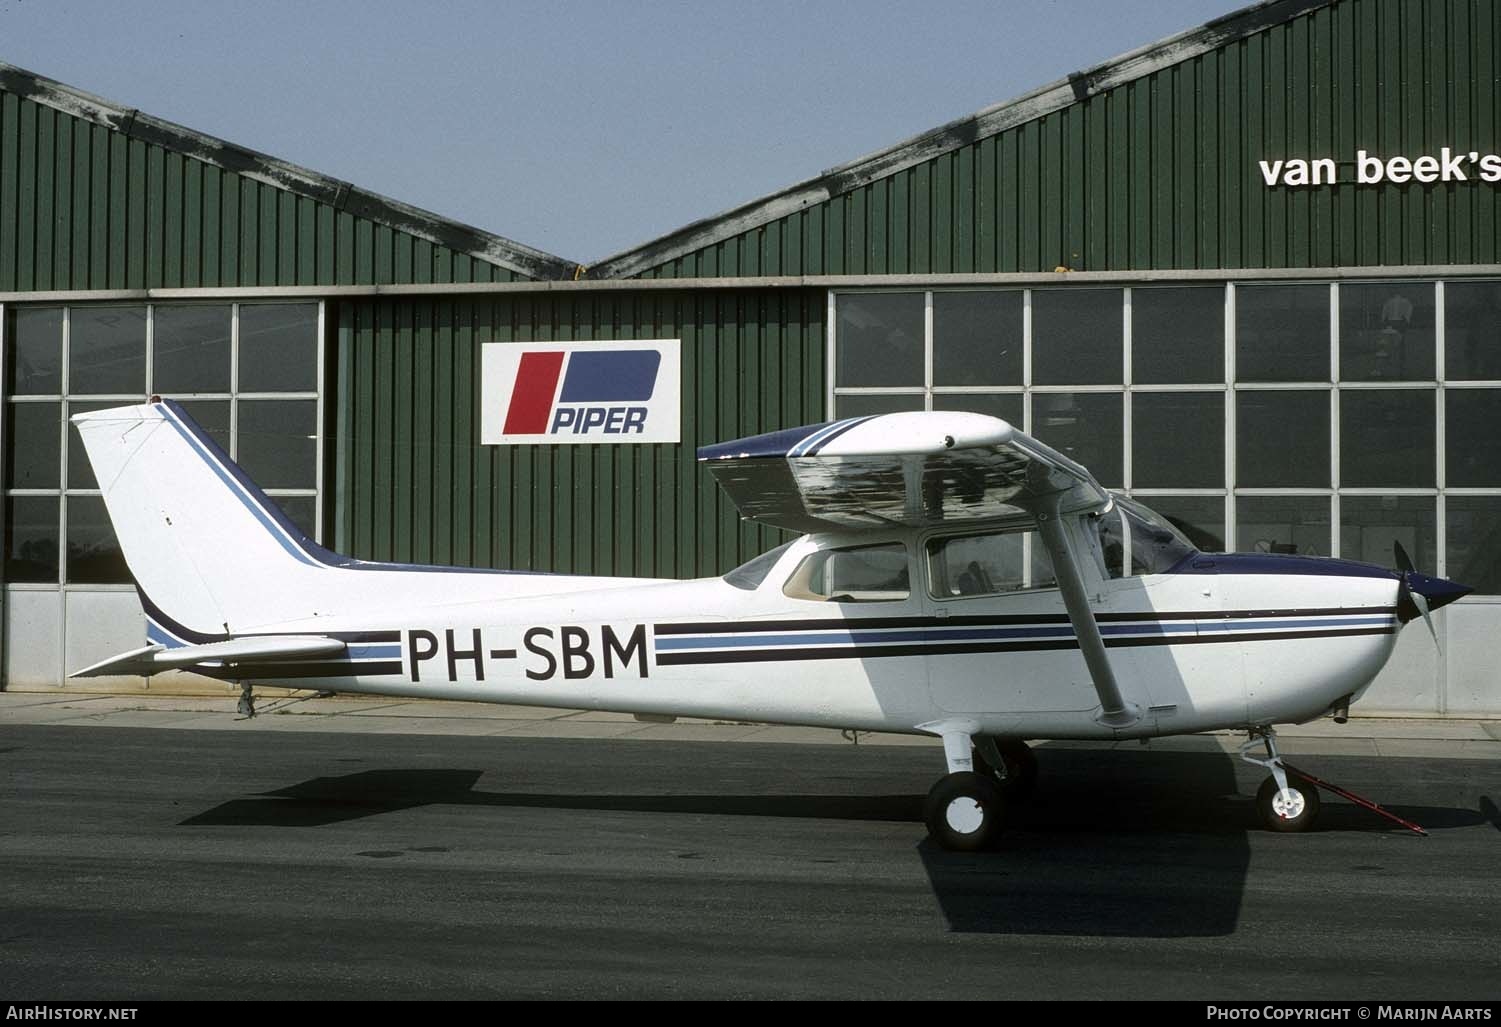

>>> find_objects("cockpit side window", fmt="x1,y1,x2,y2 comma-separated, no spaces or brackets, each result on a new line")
927,529,1056,599
783,542,910,603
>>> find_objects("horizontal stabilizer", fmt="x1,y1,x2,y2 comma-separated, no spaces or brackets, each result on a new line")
71,636,347,678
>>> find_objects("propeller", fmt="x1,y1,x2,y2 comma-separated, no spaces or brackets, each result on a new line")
1394,540,1438,647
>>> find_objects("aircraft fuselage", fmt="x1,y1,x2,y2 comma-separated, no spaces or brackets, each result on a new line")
146,527,1406,741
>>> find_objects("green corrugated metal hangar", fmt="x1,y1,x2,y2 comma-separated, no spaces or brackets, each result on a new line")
0,0,1498,715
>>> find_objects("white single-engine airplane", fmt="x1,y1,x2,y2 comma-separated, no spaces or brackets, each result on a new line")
72,400,1470,850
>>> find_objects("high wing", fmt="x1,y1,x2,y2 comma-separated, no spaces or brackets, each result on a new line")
698,411,1110,533
700,411,1139,728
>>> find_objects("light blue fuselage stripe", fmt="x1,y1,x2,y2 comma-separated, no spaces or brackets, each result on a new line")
657,625,1078,650
147,620,188,649
1197,616,1394,633
655,614,1395,651
157,406,322,568
346,645,402,659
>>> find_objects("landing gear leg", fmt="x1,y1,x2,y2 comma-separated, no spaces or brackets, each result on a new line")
922,723,1006,851
1240,727,1320,832
974,737,1039,799
236,682,256,719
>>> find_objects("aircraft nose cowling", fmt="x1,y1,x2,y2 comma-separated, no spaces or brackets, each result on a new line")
1397,571,1473,623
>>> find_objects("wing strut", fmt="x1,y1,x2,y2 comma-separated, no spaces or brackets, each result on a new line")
1035,497,1141,729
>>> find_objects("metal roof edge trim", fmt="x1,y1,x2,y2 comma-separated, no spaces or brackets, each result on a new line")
0,62,581,281
585,0,1334,280
4,261,1497,304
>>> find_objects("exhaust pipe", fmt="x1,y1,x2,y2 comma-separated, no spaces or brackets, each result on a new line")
1330,694,1351,724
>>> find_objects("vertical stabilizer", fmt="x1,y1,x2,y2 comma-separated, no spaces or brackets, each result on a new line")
71,400,327,638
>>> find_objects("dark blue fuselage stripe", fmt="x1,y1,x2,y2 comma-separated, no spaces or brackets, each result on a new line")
652,605,1398,635
788,418,854,457
655,618,1394,653
653,625,1397,666
802,415,877,456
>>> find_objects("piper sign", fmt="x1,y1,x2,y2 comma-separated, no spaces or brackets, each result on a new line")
480,339,681,445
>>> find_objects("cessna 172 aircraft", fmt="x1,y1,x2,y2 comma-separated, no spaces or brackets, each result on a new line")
71,399,1470,850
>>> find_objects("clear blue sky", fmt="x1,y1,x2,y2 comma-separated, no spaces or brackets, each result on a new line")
3,0,1247,264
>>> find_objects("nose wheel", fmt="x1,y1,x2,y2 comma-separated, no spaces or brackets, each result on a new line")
1241,728,1321,832
1254,771,1321,831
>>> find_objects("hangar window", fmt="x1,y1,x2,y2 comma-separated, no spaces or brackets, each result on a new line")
1442,281,1501,381
1236,284,1329,382
783,542,910,603
1132,287,1224,385
1132,391,1224,488
1031,289,1123,385
3,302,323,586
831,279,1500,593
932,291,1023,387
1340,283,1435,381
1446,497,1501,595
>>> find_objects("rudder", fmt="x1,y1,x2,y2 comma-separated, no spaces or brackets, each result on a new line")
71,399,328,638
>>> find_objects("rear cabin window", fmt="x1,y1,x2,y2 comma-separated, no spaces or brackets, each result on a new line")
724,541,794,590
783,543,910,603
928,530,1056,599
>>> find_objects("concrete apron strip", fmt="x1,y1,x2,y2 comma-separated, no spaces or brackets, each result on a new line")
0,694,1497,758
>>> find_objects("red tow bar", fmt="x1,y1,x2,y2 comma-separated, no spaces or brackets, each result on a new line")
1281,760,1428,837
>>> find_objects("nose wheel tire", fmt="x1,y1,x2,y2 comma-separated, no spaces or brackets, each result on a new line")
1256,774,1321,832
924,771,1006,851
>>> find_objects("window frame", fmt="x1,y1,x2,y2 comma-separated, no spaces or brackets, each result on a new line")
924,523,1060,602
781,539,914,604
1,300,325,589
829,279,1501,597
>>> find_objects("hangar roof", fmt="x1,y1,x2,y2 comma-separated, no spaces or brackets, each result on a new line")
0,62,579,282
586,0,1333,279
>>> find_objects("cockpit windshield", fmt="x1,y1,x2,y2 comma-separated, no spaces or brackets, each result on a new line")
1095,494,1198,578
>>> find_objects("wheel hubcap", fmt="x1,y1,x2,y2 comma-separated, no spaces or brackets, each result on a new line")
944,796,986,834
1271,787,1306,819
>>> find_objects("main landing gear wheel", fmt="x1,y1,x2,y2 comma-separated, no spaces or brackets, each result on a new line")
924,771,1006,852
1256,774,1321,833
972,739,1038,799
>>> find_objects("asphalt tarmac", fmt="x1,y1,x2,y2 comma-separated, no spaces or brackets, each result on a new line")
1,723,1497,1000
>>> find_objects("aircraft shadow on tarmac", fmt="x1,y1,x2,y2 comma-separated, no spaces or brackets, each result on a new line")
1480,795,1501,831
180,768,926,828
179,745,1486,939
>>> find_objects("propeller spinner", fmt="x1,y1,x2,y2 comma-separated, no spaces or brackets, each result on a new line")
1393,541,1472,646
